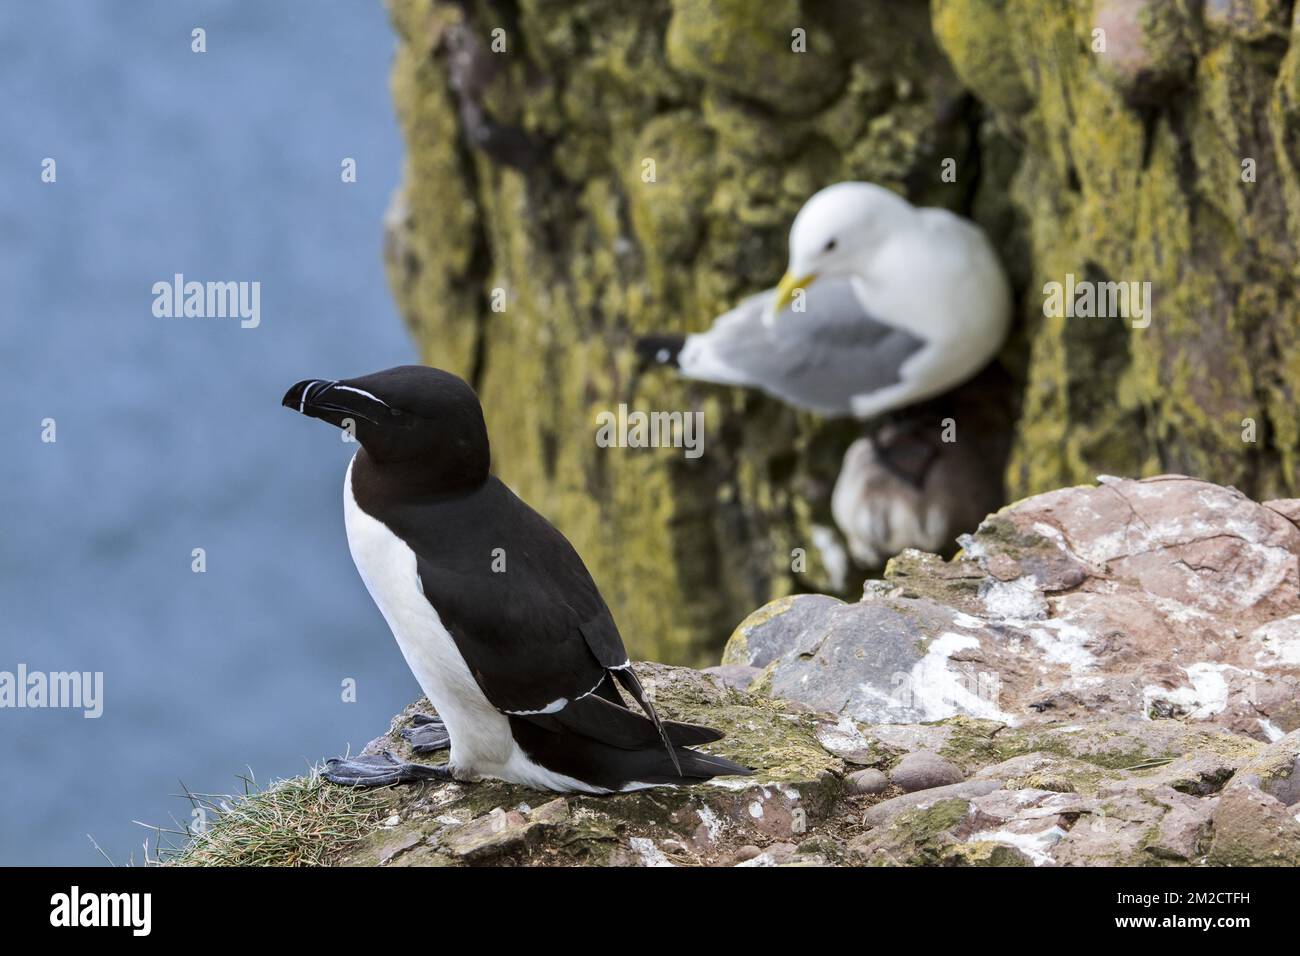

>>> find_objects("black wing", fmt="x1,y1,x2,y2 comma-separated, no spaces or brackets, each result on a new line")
396,479,708,766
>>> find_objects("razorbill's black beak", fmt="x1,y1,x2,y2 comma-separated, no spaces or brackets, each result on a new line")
283,378,332,413
282,378,389,426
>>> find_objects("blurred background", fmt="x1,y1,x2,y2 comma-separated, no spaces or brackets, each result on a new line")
0,1,419,864
7,0,1299,866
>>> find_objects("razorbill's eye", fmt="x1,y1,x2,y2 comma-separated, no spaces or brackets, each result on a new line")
390,407,403,418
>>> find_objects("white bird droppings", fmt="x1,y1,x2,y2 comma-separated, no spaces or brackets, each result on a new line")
628,837,675,867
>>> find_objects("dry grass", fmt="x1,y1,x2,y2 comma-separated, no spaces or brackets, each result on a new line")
152,768,389,867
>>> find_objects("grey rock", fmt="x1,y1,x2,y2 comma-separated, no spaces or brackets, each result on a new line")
378,831,422,865
1264,755,1300,806
815,716,876,764
890,751,964,792
972,752,1094,792
845,768,889,795
529,798,570,825
726,845,762,865
1146,788,1216,862
700,663,762,691
1246,730,1300,806
723,594,844,669
862,780,1002,828
443,808,533,861
865,722,956,755
735,841,797,867
723,476,1300,739
752,595,992,723
1207,780,1300,865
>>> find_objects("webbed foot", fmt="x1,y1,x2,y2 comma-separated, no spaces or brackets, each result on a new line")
322,750,453,787
401,713,451,754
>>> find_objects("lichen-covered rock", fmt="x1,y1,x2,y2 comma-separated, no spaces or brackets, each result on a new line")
175,666,1299,866
1206,782,1300,866
664,0,844,113
381,0,1000,662
311,663,851,867
1203,729,1300,865
382,0,1300,665
725,476,1300,740
931,0,1300,501
842,717,1279,866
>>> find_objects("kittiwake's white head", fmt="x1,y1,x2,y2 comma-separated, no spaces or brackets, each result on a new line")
771,182,916,320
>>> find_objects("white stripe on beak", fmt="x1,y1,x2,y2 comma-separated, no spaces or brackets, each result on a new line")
333,385,389,407
298,380,320,414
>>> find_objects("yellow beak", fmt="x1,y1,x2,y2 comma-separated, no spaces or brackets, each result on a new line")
772,271,817,315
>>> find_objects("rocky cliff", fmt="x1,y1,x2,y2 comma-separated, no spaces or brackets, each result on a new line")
381,0,1300,662
381,0,1015,661
175,477,1300,866
934,0,1300,496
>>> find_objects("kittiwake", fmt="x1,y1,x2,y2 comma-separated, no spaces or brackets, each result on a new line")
638,182,1011,421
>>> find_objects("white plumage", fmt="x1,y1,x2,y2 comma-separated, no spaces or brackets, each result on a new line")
342,455,608,794
672,182,1011,420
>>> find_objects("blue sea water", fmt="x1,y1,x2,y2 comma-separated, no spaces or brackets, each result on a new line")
0,1,426,864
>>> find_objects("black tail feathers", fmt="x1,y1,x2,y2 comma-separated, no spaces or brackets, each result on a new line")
658,746,753,783
613,666,681,775
634,334,686,369
663,720,725,746
680,748,752,779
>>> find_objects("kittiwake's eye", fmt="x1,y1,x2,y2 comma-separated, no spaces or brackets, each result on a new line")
824,238,837,253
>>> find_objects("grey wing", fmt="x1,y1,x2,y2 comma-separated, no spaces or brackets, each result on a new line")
676,277,927,417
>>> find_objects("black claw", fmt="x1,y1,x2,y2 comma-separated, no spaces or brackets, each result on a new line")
402,714,451,754
322,751,453,787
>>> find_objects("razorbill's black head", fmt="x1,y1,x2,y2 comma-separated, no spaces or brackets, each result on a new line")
283,365,489,488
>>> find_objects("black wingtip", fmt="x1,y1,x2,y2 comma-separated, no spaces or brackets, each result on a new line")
623,749,752,786
634,334,686,370
612,667,681,776
663,721,726,746
672,749,753,780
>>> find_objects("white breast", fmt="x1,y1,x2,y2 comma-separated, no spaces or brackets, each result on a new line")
343,456,513,773
341,455,607,793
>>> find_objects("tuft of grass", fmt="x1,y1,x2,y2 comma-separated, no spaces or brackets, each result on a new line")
153,768,389,867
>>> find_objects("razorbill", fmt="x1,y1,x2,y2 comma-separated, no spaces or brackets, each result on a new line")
637,181,1011,421
282,366,750,793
